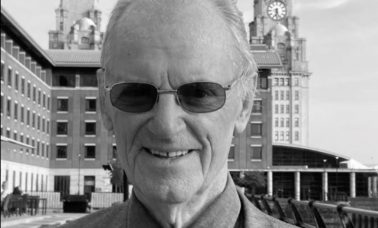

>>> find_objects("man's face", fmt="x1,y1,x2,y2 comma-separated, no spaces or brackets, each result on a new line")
101,0,250,204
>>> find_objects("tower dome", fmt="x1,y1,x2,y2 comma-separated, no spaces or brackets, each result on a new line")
269,23,289,36
74,17,97,31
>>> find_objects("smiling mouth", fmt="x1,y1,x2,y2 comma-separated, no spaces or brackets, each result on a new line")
143,147,195,159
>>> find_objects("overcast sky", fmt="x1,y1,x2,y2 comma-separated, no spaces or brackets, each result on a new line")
2,0,377,165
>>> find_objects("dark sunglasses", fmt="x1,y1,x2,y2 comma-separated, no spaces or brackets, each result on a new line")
105,81,238,113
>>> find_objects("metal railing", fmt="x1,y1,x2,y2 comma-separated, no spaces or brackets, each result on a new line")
251,195,378,228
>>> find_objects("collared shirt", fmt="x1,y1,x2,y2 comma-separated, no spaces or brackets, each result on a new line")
61,175,296,228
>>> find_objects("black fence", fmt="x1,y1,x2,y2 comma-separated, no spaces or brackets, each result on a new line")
251,195,378,228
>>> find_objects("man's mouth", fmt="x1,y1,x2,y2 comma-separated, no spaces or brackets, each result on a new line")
143,147,194,159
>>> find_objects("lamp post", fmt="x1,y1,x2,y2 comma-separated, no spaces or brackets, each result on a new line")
335,156,339,200
78,153,81,195
323,159,327,201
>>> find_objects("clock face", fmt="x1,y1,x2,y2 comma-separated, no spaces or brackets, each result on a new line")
267,1,287,21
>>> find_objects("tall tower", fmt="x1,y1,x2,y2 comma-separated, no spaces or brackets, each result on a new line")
48,0,104,50
250,0,310,145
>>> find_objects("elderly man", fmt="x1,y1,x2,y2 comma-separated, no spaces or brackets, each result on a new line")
62,0,296,227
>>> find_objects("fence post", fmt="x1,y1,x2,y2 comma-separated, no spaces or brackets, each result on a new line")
272,196,286,221
337,204,354,228
261,195,272,215
308,201,326,228
288,198,304,227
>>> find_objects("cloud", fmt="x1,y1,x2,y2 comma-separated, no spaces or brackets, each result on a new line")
294,0,350,10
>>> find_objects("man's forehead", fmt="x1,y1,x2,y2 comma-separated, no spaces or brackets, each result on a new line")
112,0,233,49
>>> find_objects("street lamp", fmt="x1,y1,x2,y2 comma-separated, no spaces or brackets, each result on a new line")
323,159,327,201
335,156,339,199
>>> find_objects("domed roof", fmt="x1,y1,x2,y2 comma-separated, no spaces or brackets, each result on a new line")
269,23,289,36
74,17,97,31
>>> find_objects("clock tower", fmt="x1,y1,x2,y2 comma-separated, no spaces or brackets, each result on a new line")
250,0,311,146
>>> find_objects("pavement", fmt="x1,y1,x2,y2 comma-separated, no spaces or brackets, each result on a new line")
1,213,87,228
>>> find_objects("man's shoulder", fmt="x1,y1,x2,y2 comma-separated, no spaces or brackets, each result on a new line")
60,202,129,228
236,188,297,228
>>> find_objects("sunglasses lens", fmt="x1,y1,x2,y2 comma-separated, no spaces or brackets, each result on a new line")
110,83,157,113
178,82,226,113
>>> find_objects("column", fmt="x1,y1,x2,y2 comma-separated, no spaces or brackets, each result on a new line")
322,172,328,201
267,171,273,196
295,172,300,200
368,177,372,197
350,172,356,198
373,176,378,196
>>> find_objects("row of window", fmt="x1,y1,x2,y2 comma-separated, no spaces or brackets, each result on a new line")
1,63,51,108
0,127,49,157
274,131,300,142
274,118,300,128
56,121,96,136
56,144,96,159
3,169,48,192
274,104,300,114
228,145,263,160
2,34,48,84
57,97,96,112
1,96,50,133
272,78,301,87
274,90,300,101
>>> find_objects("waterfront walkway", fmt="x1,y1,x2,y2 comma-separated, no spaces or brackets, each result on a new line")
1,212,87,228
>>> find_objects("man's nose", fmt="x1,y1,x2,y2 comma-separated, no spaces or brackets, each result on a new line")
146,93,186,137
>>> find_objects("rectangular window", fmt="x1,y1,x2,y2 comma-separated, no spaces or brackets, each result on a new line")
41,142,45,157
286,131,290,141
26,110,30,126
295,118,299,127
228,146,235,160
280,105,284,114
6,98,11,117
250,146,262,160
42,94,46,108
42,118,45,132
13,132,18,140
27,82,31,98
14,103,18,120
274,131,279,141
280,118,284,127
258,76,268,89
38,90,41,105
295,104,299,114
274,91,279,100
112,145,117,159
15,72,19,91
280,91,285,100
85,98,97,112
36,141,40,155
286,91,290,100
47,120,50,134
32,113,36,128
286,105,290,114
31,139,35,154
274,105,279,114
37,115,41,130
46,145,50,158
32,86,36,102
85,145,96,159
0,62,4,81
56,145,67,159
6,129,11,138
85,122,96,135
252,100,262,113
7,67,12,86
250,123,263,137
294,78,300,86
54,176,70,199
57,122,68,135
47,96,50,110
21,78,25,95
295,91,300,100
57,98,69,112
275,118,279,127
286,118,290,128
295,131,300,141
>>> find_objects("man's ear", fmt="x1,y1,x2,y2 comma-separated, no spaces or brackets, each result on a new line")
234,94,254,134
97,68,114,132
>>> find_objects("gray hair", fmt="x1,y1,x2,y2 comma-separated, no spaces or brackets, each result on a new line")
101,0,257,100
